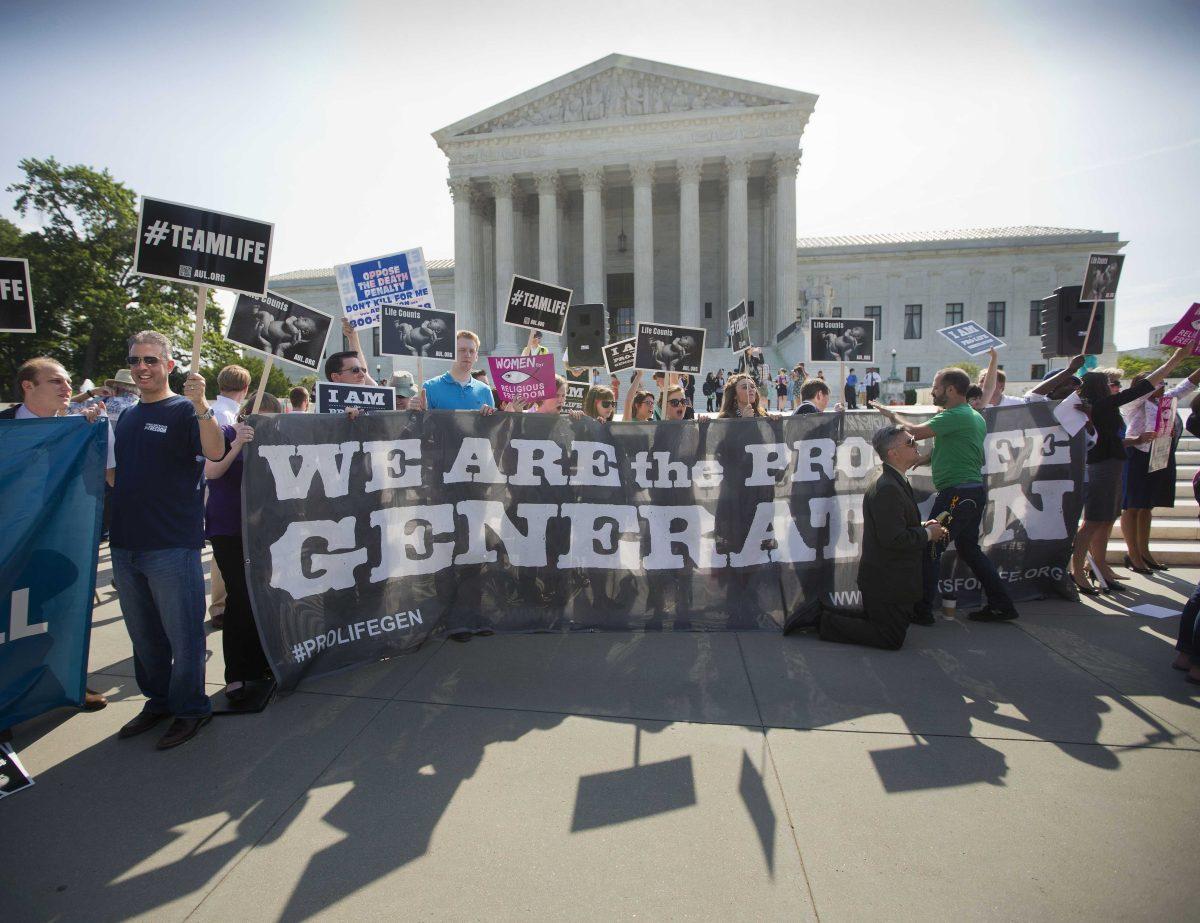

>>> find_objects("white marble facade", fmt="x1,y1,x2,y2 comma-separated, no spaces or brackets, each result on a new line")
269,55,1123,386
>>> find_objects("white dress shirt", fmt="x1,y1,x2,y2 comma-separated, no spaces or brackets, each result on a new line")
1122,379,1196,453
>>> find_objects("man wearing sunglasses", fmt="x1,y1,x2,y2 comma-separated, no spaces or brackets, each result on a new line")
816,425,946,649
109,331,228,750
323,351,377,386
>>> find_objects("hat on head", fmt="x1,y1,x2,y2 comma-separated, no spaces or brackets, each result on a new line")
392,370,417,398
104,369,137,390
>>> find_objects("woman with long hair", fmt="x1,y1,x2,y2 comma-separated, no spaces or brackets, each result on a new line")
581,385,616,423
1071,347,1187,594
718,372,767,419
204,392,284,700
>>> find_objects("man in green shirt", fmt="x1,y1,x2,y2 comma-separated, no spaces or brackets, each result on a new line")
895,367,1018,624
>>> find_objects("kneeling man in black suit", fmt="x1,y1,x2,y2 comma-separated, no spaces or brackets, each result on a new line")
819,424,947,650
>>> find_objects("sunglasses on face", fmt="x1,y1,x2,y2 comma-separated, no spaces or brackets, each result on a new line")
1108,380,1121,388
904,435,917,447
667,398,687,407
341,366,367,375
127,356,161,366
598,400,614,408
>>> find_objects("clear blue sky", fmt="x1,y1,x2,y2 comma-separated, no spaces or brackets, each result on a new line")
1,0,1196,348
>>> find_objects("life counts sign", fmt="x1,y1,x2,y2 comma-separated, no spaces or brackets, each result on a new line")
0,258,34,333
133,197,274,296
380,305,456,360
226,291,333,373
315,382,396,414
633,323,706,374
240,403,1084,689
504,274,572,335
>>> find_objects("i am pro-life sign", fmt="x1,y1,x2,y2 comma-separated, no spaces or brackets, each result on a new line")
315,382,396,415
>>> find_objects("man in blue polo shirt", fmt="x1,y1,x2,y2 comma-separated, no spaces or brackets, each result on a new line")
422,330,496,412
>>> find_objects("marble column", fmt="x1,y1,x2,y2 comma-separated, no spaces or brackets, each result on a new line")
773,151,801,342
448,177,476,335
580,167,605,304
631,162,655,318
677,158,702,330
491,174,517,348
725,155,750,315
535,171,560,284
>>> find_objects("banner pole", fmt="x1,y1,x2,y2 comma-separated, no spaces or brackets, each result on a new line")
1081,300,1101,355
840,359,846,405
251,353,273,415
190,284,208,373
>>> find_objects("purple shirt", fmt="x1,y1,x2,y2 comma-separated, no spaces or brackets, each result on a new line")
205,425,243,538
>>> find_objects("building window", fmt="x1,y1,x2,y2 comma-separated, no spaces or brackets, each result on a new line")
1029,300,1041,337
832,306,842,317
945,303,963,326
1031,363,1046,380
904,304,922,339
905,366,921,383
864,305,882,339
704,302,712,319
987,301,1006,337
748,300,755,317
615,306,634,339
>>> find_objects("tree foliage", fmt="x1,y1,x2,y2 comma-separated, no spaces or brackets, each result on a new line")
0,157,235,395
1118,347,1200,379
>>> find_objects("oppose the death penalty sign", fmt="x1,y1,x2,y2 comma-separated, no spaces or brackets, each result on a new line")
335,247,436,330
240,403,1084,689
134,197,274,296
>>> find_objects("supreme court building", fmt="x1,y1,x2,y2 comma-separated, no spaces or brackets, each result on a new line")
271,54,1122,386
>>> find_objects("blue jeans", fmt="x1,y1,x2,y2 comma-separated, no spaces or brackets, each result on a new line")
111,547,211,718
922,484,1015,612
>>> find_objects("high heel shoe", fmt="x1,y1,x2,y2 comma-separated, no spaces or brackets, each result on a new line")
1144,556,1169,571
1103,579,1130,593
1072,577,1100,596
1123,554,1154,575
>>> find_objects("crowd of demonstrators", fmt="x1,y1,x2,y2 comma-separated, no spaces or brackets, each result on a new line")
204,393,281,702
1070,348,1188,594
288,386,309,413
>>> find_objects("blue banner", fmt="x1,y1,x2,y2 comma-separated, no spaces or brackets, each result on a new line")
1,416,106,731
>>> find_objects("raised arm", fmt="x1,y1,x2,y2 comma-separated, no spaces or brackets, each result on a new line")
981,347,1000,405
341,317,377,385
1148,346,1188,388
1030,354,1085,396
623,369,643,420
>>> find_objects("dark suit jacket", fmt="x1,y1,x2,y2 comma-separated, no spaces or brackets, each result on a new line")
793,402,819,415
0,405,19,419
859,464,927,601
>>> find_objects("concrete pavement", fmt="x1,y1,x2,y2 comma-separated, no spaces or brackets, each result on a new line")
2,550,1198,921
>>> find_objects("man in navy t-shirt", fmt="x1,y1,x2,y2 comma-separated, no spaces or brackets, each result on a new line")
109,331,227,750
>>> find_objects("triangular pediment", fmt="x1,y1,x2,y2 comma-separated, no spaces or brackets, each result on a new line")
434,54,815,142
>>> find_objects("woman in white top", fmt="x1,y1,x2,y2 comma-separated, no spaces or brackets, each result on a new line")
1120,368,1200,572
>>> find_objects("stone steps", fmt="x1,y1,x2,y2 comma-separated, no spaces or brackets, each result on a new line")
1112,518,1200,541
1106,540,1198,566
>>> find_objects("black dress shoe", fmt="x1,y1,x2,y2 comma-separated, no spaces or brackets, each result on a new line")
1146,559,1170,571
1103,580,1130,593
156,715,212,750
82,688,108,711
1123,555,1154,575
118,707,170,739
968,606,1019,622
910,607,936,626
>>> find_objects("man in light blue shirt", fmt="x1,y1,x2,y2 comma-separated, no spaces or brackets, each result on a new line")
422,330,496,412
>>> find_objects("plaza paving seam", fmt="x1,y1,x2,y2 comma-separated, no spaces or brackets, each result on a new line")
179,696,393,923
1012,619,1200,746
735,632,822,923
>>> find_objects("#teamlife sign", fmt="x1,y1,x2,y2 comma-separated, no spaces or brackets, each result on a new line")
809,318,875,363
633,322,706,375
226,290,333,373
487,354,555,404
335,247,435,330
1080,253,1125,303
938,320,1005,356
603,337,636,375
380,304,456,360
133,197,274,296
504,274,572,335
315,382,396,415
0,257,34,333
728,301,751,354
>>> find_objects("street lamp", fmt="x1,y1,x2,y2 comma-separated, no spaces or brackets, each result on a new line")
889,347,898,380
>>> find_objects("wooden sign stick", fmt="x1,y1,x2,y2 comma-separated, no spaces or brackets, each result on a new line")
1081,300,1101,355
190,284,208,373
251,353,274,415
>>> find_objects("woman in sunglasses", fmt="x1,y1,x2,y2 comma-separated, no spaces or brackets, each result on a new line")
1071,347,1188,595
581,385,616,423
204,393,284,701
717,372,767,419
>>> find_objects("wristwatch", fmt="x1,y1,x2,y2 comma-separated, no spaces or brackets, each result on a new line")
195,407,215,421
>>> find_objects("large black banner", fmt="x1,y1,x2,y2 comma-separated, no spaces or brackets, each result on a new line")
241,403,1083,689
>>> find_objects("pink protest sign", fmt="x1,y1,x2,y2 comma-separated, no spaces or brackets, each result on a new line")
1159,303,1200,349
1154,395,1177,438
487,354,555,405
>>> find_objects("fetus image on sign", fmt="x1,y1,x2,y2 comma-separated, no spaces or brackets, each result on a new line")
392,317,449,357
253,311,319,357
651,334,697,371
821,326,865,361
